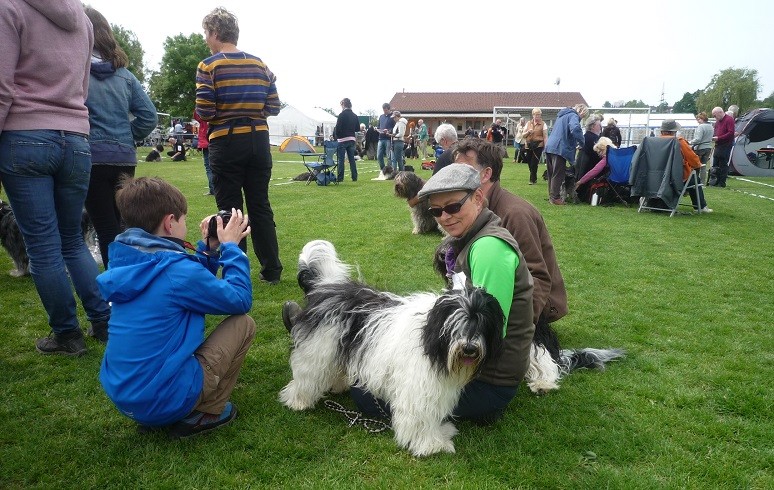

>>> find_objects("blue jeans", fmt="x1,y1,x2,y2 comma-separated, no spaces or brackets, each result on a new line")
202,148,214,194
391,141,405,171
0,130,110,334
336,140,357,181
377,139,390,170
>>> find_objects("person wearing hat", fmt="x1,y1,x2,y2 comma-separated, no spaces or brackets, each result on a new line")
659,119,712,213
390,111,407,171
416,163,534,422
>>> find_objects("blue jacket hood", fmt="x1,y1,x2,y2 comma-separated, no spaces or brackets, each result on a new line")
556,107,574,118
97,228,190,302
90,59,116,81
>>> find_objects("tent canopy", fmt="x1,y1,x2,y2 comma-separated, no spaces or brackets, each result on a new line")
279,135,316,153
731,108,774,177
268,104,336,146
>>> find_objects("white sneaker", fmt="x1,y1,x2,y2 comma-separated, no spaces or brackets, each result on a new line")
700,207,713,213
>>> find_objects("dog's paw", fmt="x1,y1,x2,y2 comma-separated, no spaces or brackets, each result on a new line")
526,379,560,395
409,436,456,457
9,268,27,278
411,228,420,235
278,381,316,410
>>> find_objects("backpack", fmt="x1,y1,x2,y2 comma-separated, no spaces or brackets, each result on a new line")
316,171,336,186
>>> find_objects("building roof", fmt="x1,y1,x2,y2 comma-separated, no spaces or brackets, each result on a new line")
388,92,588,113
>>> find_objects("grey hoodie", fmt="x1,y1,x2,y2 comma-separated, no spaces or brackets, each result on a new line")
0,0,93,134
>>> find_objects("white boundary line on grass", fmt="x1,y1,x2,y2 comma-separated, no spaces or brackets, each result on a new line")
728,177,774,202
731,176,774,189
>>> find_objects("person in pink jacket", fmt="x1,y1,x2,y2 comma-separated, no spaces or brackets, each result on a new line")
0,0,111,356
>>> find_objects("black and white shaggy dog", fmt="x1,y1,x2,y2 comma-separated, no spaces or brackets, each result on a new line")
280,240,504,456
281,240,624,456
393,171,442,235
0,201,100,276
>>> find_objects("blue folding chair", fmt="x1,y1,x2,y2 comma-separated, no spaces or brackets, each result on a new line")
301,141,338,186
598,145,637,206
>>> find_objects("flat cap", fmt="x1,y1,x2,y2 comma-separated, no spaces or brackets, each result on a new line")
417,163,480,198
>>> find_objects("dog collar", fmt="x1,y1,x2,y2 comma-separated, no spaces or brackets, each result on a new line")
407,196,422,208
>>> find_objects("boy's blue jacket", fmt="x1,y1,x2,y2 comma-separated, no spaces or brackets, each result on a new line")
97,228,252,426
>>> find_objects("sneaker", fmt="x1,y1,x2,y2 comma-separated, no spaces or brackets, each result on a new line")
282,301,302,333
259,273,280,285
528,181,536,185
35,330,87,357
168,402,237,439
549,198,565,205
87,320,108,343
136,423,169,435
700,207,713,213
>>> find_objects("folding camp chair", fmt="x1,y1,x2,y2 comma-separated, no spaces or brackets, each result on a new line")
630,137,705,216
600,145,637,206
301,141,338,186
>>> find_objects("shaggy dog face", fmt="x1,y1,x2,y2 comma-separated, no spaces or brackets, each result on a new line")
393,171,441,235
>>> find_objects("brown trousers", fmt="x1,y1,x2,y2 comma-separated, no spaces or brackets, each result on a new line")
193,314,256,414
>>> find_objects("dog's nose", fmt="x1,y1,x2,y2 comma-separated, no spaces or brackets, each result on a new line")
462,343,478,357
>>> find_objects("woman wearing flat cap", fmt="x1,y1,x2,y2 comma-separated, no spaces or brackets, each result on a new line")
417,164,535,423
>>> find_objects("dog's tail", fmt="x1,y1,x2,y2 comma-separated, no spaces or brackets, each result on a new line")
296,240,353,294
559,348,625,373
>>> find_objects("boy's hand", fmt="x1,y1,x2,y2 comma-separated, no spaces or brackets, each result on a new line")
218,208,250,245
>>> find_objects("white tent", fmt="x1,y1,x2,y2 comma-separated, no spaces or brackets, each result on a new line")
267,105,336,146
600,113,700,146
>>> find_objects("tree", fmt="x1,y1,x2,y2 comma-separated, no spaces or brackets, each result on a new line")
112,25,145,83
622,99,649,108
673,90,702,114
148,33,211,119
758,91,774,109
602,101,612,108
696,67,759,114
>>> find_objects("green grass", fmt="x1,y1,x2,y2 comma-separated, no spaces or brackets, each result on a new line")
1,148,772,489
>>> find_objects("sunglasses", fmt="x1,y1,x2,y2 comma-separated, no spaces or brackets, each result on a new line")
428,191,473,217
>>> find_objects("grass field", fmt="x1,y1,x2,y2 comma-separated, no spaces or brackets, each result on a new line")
1,147,772,489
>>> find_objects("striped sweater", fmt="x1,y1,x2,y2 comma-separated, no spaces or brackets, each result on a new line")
195,51,281,140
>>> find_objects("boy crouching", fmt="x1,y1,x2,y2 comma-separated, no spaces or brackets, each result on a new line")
98,177,255,438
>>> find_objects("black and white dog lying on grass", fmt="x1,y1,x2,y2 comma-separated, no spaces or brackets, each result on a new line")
0,200,100,276
280,240,623,457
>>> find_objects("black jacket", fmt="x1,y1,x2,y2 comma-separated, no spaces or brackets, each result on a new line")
334,108,360,139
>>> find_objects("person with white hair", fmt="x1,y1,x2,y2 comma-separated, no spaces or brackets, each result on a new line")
523,109,548,185
709,106,735,187
545,104,588,205
431,123,459,175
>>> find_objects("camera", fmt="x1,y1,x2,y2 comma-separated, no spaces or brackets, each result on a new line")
207,210,232,238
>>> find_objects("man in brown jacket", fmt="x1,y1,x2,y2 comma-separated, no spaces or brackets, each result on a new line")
453,138,568,327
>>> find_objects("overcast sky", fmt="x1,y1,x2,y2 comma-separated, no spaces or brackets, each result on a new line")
85,0,772,115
